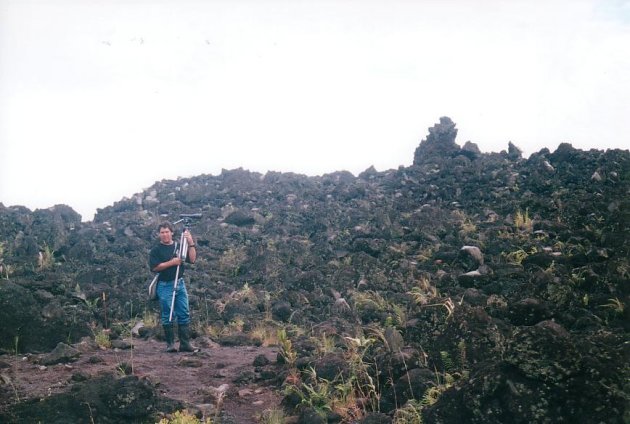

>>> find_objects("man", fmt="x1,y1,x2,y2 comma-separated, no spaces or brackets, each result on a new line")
149,221,198,352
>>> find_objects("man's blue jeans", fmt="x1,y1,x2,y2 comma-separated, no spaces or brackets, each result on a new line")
157,278,190,325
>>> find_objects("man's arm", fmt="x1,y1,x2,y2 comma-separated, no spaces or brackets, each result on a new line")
184,230,197,264
152,257,182,272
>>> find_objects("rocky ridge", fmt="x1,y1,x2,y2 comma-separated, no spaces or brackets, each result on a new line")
0,117,628,423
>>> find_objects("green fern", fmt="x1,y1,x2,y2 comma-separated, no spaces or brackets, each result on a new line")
422,386,443,407
393,399,423,423
440,351,455,372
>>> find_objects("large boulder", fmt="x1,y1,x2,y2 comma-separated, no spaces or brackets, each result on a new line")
0,281,92,352
413,117,461,165
505,320,580,382
0,374,182,423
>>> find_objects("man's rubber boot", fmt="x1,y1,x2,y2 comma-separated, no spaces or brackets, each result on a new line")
178,324,198,352
163,325,177,352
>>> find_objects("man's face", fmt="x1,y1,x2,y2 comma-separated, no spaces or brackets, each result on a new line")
159,227,174,244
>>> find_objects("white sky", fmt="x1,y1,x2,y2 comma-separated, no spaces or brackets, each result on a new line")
1,0,629,221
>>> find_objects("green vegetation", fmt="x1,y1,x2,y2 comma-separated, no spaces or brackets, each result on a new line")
602,297,625,315
393,399,423,424
258,408,286,424
503,249,528,265
218,246,248,276
407,276,439,306
250,322,280,346
275,321,473,423
158,410,212,424
93,327,112,349
0,241,13,279
0,241,5,278
277,328,297,367
38,244,55,271
514,208,533,232
452,210,477,236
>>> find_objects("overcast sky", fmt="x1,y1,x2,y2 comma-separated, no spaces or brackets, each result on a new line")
1,0,629,221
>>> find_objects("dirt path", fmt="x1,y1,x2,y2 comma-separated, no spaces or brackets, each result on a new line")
1,338,285,423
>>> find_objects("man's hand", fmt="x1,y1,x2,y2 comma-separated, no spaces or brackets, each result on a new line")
184,230,195,246
152,256,183,272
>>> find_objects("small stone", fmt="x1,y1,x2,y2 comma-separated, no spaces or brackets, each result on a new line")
178,357,203,368
40,342,80,366
461,245,484,265
111,339,133,350
238,388,253,397
252,354,270,367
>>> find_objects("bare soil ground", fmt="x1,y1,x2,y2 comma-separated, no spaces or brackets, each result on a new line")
0,337,284,423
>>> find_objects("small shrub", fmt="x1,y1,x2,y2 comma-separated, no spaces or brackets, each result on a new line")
93,328,112,349
204,324,227,340
251,323,279,347
228,317,245,333
313,331,338,355
2,263,14,280
393,399,423,424
38,244,55,270
158,410,212,424
503,249,528,265
259,408,285,424
407,277,438,305
352,291,389,312
452,210,477,236
142,309,158,328
277,328,297,367
514,208,533,232
298,370,333,416
218,247,248,276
